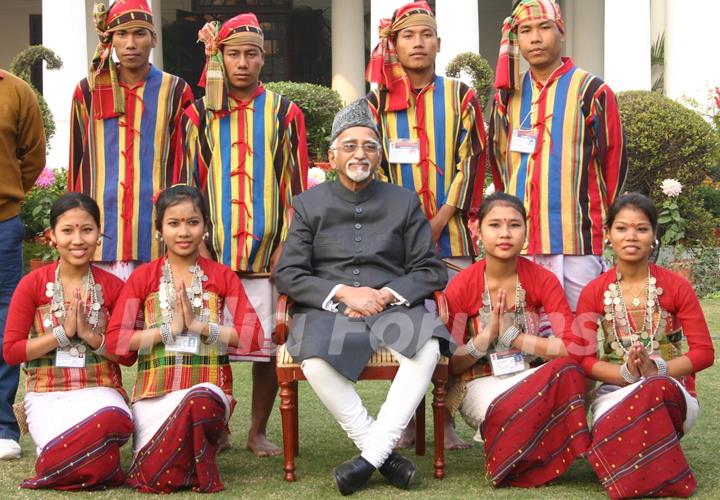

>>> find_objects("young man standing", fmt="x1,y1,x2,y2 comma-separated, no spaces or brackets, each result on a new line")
366,0,486,450
68,0,193,280
178,13,308,456
0,69,46,459
489,0,627,311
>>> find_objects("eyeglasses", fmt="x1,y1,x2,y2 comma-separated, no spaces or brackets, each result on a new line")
332,143,381,154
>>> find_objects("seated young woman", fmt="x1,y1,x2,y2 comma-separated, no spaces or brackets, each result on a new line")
105,185,262,494
445,192,590,488
3,193,134,490
574,193,714,499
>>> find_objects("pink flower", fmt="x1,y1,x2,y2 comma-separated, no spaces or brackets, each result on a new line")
34,167,56,188
660,178,683,198
714,86,720,109
307,167,326,188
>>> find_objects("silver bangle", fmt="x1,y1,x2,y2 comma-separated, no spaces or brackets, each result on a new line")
160,323,174,345
204,322,220,345
498,324,521,349
53,326,71,348
92,333,107,356
465,337,485,359
652,356,668,377
620,361,640,385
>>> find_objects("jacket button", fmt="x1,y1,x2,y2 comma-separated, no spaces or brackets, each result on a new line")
352,281,360,287
354,223,362,229
354,236,362,242
355,247,362,253
355,207,363,214
352,269,360,275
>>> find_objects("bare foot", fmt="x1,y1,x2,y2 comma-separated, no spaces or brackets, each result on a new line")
217,430,232,454
395,419,416,449
444,420,471,450
247,433,282,457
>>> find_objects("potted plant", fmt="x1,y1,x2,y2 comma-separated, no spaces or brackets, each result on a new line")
21,167,66,272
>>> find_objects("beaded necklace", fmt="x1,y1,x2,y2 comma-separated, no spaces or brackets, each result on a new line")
606,268,666,359
158,258,210,324
43,263,104,357
481,272,529,334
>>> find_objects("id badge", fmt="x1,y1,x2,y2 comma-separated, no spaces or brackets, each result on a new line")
490,350,525,377
164,334,200,354
509,129,538,154
56,345,86,368
388,139,420,164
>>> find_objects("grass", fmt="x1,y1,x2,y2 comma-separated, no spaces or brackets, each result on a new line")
2,299,719,499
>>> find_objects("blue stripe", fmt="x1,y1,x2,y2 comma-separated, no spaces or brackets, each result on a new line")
137,66,162,262
394,110,415,191
102,118,119,261
513,74,533,204
432,77,451,257
548,69,573,253
219,115,233,266
248,90,268,266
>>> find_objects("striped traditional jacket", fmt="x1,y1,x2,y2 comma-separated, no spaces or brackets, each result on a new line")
177,84,309,273
68,65,193,263
367,75,486,258
489,58,628,256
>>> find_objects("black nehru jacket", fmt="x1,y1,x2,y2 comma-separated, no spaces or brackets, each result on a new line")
275,179,454,381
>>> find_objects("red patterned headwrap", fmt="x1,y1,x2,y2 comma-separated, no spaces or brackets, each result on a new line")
89,0,156,118
365,1,437,112
495,0,564,91
197,13,264,111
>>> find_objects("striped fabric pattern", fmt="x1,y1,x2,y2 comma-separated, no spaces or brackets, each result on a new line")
367,75,486,258
132,291,232,402
24,304,125,395
178,85,308,273
482,358,590,487
588,376,696,499
68,65,193,263
489,58,627,256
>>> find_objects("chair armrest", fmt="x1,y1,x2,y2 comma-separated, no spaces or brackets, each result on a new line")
433,290,449,325
275,294,294,345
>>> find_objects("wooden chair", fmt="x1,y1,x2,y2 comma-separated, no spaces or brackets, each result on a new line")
275,292,450,482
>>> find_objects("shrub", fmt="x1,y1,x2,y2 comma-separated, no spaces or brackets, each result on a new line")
697,184,720,220
617,90,720,244
9,45,63,146
264,81,343,161
445,52,494,110
21,168,67,240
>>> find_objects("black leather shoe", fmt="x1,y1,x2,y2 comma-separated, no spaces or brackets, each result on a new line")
333,456,376,496
379,452,416,489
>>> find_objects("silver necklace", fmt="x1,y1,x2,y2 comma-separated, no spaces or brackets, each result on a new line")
43,264,103,357
481,272,528,334
159,258,210,324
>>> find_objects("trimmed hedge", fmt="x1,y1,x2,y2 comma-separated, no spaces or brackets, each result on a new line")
445,51,494,110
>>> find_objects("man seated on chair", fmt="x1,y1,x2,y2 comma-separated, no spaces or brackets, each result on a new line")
275,99,454,496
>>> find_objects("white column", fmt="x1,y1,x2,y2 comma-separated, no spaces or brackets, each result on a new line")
665,0,720,104
370,0,407,55
568,0,604,79
331,0,365,103
435,0,479,80
604,0,651,91
148,0,164,70
42,0,94,169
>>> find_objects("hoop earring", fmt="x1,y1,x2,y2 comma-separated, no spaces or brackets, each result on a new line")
604,238,611,246
651,238,659,249
155,231,162,241
97,236,103,246
203,231,209,241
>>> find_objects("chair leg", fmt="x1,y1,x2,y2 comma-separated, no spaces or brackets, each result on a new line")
414,395,426,456
292,381,299,457
432,376,447,479
279,379,297,482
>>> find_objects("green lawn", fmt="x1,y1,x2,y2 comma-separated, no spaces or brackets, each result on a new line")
2,299,719,499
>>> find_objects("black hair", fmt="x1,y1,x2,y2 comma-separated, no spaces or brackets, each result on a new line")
606,192,658,232
50,192,101,230
154,185,210,231
476,192,527,225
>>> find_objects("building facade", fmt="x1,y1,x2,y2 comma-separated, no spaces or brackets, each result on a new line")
0,0,718,168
